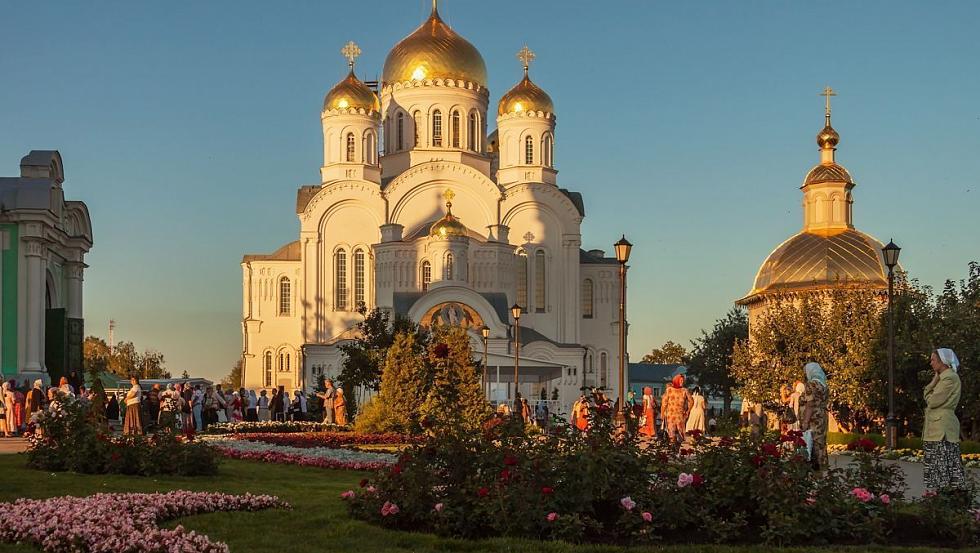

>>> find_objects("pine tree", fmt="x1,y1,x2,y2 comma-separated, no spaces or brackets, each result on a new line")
360,332,431,434
420,326,491,434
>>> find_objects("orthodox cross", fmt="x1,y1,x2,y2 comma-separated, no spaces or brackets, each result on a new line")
443,188,455,209
341,41,361,70
517,45,535,76
820,86,836,120
522,231,535,243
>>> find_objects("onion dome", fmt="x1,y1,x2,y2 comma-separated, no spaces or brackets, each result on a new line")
804,86,852,185
499,45,553,115
323,41,379,112
430,189,467,238
383,3,487,86
804,162,853,185
817,124,839,149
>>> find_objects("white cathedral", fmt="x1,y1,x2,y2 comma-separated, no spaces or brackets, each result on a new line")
241,4,626,415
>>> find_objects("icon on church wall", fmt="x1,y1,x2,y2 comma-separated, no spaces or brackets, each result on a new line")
420,302,483,329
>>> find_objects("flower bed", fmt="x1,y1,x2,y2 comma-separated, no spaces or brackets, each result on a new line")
0,491,287,552
204,421,349,435
203,436,396,471
830,443,980,468
235,431,420,449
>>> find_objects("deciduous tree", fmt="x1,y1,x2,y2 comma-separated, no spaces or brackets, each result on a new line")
641,340,688,364
687,308,747,413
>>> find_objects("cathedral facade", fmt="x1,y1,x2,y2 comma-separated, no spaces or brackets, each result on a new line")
241,5,624,415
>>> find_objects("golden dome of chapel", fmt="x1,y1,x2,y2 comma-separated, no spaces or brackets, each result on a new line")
498,47,554,116
382,4,487,86
738,89,889,310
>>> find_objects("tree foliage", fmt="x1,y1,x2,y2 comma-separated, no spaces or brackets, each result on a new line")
686,307,748,412
419,326,492,434
356,332,432,434
338,307,427,393
222,359,244,390
83,336,170,379
641,340,688,364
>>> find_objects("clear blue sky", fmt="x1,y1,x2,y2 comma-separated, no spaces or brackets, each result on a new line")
2,1,978,381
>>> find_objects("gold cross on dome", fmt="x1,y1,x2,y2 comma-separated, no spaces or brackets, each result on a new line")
820,86,837,117
443,188,455,208
517,45,535,75
341,41,361,69
522,231,535,243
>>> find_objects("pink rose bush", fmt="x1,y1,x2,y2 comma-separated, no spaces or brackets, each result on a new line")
850,487,875,503
0,491,287,552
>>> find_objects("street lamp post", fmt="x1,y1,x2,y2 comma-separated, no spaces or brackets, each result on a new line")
510,304,522,403
614,235,633,425
481,325,490,399
882,239,901,450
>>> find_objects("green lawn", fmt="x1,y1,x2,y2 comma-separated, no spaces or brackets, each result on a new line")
0,453,973,553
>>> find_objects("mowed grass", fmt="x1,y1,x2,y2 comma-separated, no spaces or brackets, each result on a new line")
0,453,973,553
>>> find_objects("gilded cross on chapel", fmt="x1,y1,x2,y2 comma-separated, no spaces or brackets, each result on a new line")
820,86,836,120
517,45,535,76
443,188,455,209
523,231,535,243
341,41,361,69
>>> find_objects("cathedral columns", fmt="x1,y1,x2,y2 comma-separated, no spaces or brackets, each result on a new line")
64,261,85,319
22,237,47,374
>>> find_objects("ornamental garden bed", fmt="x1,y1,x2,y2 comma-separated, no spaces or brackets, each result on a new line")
203,421,350,434
232,431,420,448
201,435,396,471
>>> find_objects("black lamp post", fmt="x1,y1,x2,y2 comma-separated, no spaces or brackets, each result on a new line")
510,304,522,403
614,235,633,424
882,239,901,450
480,325,490,398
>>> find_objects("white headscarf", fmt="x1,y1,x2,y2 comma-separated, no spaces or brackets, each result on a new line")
804,362,827,388
936,348,960,373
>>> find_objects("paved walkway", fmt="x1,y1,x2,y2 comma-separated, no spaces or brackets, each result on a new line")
830,456,979,498
0,438,29,454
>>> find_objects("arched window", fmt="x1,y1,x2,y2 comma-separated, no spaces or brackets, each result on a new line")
600,352,608,388
524,135,534,164
451,110,460,148
334,249,348,310
421,261,431,292
278,352,290,372
445,253,454,280
263,352,273,387
543,134,553,167
467,113,477,151
354,248,366,308
364,131,375,164
413,111,421,146
396,112,404,151
534,250,546,312
515,250,528,308
278,277,291,316
582,278,594,319
432,110,442,146
345,133,355,162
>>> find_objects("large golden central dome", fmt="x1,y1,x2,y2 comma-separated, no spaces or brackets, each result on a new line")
382,8,487,86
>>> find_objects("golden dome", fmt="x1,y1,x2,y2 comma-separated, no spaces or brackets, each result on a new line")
741,229,887,302
498,75,554,116
817,124,839,149
429,189,467,238
323,71,380,112
803,162,853,186
382,7,487,86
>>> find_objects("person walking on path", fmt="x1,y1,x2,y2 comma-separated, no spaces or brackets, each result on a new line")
146,384,161,430
660,375,693,443
2,381,16,437
246,390,258,422
800,362,829,470
257,390,270,421
122,376,144,435
192,385,205,431
334,388,347,425
317,380,336,424
25,380,45,425
685,386,707,434
923,348,965,491
639,387,657,437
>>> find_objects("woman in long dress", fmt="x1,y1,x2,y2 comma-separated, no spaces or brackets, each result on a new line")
923,348,965,491
639,387,657,437
685,386,707,433
660,375,693,443
2,381,17,437
800,362,829,470
122,376,144,435
571,394,589,431
789,381,805,431
334,388,347,426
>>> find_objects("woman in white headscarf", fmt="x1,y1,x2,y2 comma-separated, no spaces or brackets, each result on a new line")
923,348,965,491
800,362,829,470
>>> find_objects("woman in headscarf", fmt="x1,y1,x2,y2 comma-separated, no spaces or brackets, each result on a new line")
2,381,16,437
25,380,45,425
800,362,829,470
57,376,75,397
789,380,805,431
334,388,347,426
158,383,179,431
685,385,707,434
923,348,965,491
660,374,693,443
246,390,258,422
639,387,657,437
122,376,144,435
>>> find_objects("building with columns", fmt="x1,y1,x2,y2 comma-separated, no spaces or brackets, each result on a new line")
241,4,626,416
0,150,93,385
737,90,889,332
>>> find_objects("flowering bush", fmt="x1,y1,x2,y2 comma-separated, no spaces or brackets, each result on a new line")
233,431,420,449
0,491,287,552
345,398,912,546
203,420,348,434
26,397,218,476
203,435,396,471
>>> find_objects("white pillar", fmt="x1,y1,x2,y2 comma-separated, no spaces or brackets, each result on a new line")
23,238,46,373
64,261,85,319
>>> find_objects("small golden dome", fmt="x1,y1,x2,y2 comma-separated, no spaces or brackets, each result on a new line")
323,71,380,112
498,75,554,116
383,8,487,86
430,189,467,238
804,162,853,186
817,124,839,149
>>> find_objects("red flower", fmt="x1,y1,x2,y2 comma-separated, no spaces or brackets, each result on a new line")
359,478,369,488
477,487,489,497
691,473,704,487
433,343,450,359
686,429,703,439
761,443,780,458
503,454,519,466
751,454,764,467
679,448,693,456
500,468,512,482
846,438,879,453
719,436,734,447
541,486,554,495
391,464,403,475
